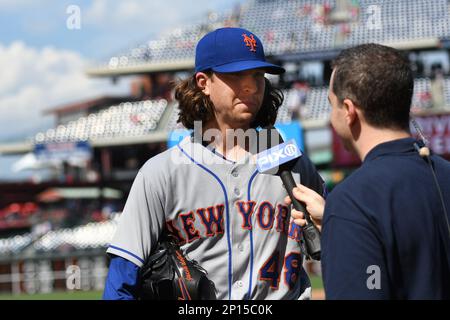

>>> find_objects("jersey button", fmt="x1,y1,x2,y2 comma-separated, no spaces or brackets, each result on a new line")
232,171,239,178
234,188,240,196
238,244,244,252
236,280,243,288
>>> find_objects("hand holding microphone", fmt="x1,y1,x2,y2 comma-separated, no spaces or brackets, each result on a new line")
284,184,324,232
255,127,323,260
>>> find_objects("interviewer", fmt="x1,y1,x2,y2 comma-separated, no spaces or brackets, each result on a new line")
286,43,450,300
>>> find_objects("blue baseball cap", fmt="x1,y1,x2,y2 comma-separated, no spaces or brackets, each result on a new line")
195,27,285,75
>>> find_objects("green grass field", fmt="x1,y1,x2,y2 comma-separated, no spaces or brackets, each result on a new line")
310,275,323,290
0,276,323,300
0,290,103,300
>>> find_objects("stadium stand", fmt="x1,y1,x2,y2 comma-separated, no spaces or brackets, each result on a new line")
31,217,118,253
0,233,33,255
90,0,450,72
164,78,450,132
35,78,450,136
34,99,167,144
0,215,118,258
105,8,241,70
31,75,450,141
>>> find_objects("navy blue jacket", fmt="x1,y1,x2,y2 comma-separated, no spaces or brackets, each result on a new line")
322,138,450,299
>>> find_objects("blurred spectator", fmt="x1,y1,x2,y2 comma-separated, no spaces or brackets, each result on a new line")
298,3,312,17
101,202,120,220
91,210,104,222
131,75,153,99
287,81,310,120
21,202,38,219
131,79,145,99
323,3,332,18
313,4,323,24
31,221,52,240
417,91,433,110
288,31,298,52
125,157,139,170
231,3,242,22
335,23,351,46
86,169,100,183
409,52,425,77
302,29,311,48
141,46,152,61
154,73,174,101
264,31,275,44
430,63,446,109
350,1,360,20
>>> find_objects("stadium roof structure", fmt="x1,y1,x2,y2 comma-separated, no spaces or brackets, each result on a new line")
0,141,33,155
37,187,122,203
86,59,195,77
277,38,441,62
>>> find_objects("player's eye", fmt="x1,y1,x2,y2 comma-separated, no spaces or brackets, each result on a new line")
254,72,265,79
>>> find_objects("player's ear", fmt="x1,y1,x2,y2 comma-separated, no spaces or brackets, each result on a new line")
342,98,358,126
195,72,211,96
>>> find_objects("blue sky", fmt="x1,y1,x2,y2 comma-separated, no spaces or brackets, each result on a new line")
0,0,242,59
0,0,244,180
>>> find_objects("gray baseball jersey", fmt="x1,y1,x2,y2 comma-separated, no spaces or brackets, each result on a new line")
107,135,324,300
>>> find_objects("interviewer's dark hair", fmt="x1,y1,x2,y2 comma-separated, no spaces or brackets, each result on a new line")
331,43,414,131
174,73,283,129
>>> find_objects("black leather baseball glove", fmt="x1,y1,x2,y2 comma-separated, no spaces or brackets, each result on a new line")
139,234,217,300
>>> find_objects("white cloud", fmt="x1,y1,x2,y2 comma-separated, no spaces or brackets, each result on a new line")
84,0,182,27
116,1,141,21
0,41,130,140
84,0,237,32
84,0,108,24
0,0,34,10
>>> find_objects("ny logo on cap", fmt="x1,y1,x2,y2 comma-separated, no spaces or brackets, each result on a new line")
242,33,257,52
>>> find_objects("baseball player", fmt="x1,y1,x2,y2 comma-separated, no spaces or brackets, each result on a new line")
103,27,325,300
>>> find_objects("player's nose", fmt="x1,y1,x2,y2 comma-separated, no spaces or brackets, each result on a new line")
241,75,258,94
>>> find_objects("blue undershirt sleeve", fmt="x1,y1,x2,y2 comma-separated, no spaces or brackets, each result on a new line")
102,255,141,300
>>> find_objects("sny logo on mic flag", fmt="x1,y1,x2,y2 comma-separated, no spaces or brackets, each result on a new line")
255,139,303,174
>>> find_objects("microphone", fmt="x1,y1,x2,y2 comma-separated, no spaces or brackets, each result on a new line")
255,127,321,260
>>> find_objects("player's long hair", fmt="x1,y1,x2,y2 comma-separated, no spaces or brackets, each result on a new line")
174,73,284,129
